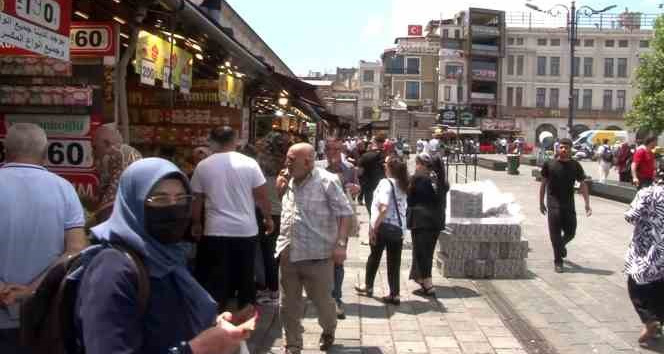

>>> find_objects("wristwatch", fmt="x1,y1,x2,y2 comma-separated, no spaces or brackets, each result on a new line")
336,239,347,248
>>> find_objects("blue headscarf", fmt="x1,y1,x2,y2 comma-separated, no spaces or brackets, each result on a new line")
91,157,216,332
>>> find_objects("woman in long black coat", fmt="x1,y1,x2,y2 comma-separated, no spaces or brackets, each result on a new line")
407,153,449,297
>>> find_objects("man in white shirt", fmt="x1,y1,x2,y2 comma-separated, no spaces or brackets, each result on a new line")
596,139,613,183
429,137,440,156
191,126,274,311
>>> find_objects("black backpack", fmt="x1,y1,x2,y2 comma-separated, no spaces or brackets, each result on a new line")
19,243,150,354
601,146,614,163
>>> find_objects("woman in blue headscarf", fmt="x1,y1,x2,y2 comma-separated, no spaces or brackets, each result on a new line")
75,158,253,354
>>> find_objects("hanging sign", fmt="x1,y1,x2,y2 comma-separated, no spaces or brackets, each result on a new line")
0,0,72,60
70,22,115,56
140,59,156,86
134,30,193,87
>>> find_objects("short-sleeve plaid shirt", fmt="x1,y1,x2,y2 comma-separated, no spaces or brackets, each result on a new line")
276,167,354,262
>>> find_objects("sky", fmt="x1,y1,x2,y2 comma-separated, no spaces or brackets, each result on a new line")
226,0,661,77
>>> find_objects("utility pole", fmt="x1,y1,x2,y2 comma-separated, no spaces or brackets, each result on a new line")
568,1,577,138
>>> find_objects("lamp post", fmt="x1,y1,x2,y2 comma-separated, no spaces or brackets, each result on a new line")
525,1,616,138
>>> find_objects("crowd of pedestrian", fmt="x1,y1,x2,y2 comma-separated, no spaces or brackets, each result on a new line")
5,120,664,351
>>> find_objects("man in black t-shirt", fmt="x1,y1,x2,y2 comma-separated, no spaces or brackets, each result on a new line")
539,138,592,273
358,135,386,216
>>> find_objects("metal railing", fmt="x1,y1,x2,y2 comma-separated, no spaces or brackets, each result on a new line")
443,150,479,184
505,11,658,31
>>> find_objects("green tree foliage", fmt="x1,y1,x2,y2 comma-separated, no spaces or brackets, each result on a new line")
627,16,664,134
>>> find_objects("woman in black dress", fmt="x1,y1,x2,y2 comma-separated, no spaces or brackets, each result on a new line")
407,153,449,297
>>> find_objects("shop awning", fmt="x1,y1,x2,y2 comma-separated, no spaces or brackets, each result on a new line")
292,99,322,122
160,0,268,76
268,72,324,107
319,111,340,125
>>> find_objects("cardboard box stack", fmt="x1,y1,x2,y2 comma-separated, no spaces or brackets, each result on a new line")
437,184,528,278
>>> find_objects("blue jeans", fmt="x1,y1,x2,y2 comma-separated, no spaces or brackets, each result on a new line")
332,264,344,302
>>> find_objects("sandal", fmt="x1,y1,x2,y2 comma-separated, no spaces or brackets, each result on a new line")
412,286,436,297
639,321,660,344
354,284,373,297
381,295,400,306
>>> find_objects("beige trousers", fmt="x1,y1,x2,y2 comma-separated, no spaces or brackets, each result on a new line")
279,254,337,351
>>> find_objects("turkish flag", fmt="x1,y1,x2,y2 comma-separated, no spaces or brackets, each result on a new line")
408,25,423,36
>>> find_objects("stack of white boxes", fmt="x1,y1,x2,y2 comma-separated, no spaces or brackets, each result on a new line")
437,189,528,278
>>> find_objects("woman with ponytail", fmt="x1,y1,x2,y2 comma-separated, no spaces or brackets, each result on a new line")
407,153,449,297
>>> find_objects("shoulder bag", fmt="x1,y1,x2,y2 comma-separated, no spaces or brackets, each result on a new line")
376,180,403,242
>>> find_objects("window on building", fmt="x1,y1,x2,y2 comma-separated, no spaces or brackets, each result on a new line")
362,88,374,100
537,38,547,46
517,55,524,76
386,55,404,74
583,57,593,77
550,57,560,76
551,38,561,46
507,55,515,75
584,39,594,47
550,88,559,108
443,29,449,38
457,85,464,102
507,87,514,107
406,57,421,74
573,89,580,109
603,90,613,110
605,40,615,47
604,58,614,77
363,70,374,82
617,90,626,110
536,88,546,107
362,106,373,120
582,89,592,110
640,40,650,48
508,37,515,45
444,86,451,101
517,38,524,45
454,29,460,38
573,57,580,77
516,87,523,107
405,81,420,99
617,58,628,78
619,40,629,48
537,56,547,75
445,64,463,77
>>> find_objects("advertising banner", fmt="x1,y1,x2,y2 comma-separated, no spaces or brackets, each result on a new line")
134,30,193,87
70,22,115,56
0,0,72,60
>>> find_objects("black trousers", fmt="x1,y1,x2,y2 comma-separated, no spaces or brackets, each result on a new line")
364,233,403,297
409,229,439,281
259,215,281,292
195,236,258,310
547,207,576,265
628,275,664,324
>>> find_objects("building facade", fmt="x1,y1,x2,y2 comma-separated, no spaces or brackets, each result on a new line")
358,60,382,125
502,27,653,143
301,68,361,133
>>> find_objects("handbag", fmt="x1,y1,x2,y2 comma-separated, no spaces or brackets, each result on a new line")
376,180,403,242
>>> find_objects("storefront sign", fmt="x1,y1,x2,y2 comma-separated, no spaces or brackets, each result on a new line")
2,114,91,137
58,171,99,199
0,0,71,60
135,30,193,87
70,22,115,56
471,69,496,80
441,49,464,58
481,119,518,131
0,138,93,169
438,109,475,127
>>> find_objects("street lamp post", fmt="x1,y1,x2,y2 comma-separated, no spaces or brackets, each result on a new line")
526,1,616,138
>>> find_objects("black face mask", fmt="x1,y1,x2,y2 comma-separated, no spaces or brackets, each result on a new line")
144,204,192,244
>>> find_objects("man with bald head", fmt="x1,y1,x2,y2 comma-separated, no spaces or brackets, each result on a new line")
276,143,354,354
0,124,88,353
92,125,142,224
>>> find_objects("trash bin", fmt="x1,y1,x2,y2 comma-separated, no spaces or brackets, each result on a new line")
507,154,520,175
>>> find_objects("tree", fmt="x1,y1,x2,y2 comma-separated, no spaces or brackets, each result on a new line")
626,16,664,134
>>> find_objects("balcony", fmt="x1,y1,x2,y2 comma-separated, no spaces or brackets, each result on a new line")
471,44,500,57
471,25,500,37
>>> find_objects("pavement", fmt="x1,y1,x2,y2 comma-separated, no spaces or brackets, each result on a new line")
246,156,663,354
